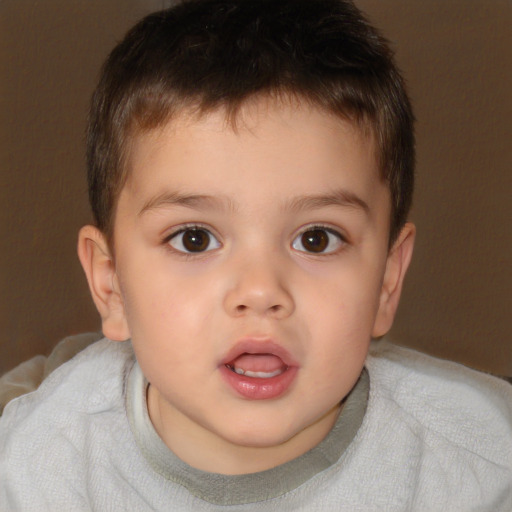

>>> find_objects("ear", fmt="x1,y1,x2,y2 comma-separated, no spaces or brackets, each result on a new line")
77,225,130,342
372,222,416,338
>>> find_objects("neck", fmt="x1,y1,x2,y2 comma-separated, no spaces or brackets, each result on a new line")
147,384,341,475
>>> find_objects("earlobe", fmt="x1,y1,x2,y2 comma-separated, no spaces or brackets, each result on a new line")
372,222,416,338
77,225,130,342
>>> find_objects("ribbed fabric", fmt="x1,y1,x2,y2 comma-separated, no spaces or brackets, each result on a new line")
1,339,511,511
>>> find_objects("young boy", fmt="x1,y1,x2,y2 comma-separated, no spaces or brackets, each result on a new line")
1,0,511,509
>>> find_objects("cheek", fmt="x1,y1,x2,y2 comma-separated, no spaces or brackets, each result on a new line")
121,282,210,386
119,253,200,314
117,260,221,358
123,284,205,337
302,265,383,326
297,268,382,378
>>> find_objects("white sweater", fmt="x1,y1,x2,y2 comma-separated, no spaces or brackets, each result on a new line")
0,339,511,511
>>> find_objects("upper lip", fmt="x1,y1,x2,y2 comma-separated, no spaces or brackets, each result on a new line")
220,338,298,368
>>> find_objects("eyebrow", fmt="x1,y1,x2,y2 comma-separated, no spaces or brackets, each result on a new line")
139,188,369,217
138,191,235,216
285,189,370,215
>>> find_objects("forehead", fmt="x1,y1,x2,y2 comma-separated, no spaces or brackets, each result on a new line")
120,97,389,219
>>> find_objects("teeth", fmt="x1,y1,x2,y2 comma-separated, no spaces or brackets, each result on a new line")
229,365,284,378
244,369,283,378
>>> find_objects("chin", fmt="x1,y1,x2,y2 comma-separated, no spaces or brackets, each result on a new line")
217,416,303,450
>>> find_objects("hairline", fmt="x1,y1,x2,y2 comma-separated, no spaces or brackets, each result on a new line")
106,91,388,248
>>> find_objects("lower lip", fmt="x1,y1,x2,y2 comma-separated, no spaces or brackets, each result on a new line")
219,365,298,400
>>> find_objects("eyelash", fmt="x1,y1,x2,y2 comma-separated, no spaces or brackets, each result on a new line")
162,224,348,256
292,225,348,255
163,224,221,256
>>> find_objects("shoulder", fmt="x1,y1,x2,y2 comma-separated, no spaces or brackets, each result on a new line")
365,340,512,468
0,339,136,509
1,338,135,426
366,340,512,415
352,341,512,508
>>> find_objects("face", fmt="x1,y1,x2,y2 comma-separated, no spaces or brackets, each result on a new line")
92,98,411,473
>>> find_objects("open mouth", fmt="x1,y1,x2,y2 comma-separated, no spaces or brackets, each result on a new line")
225,353,289,379
220,342,298,399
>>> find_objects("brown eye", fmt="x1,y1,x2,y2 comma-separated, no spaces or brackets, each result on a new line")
301,230,328,252
292,228,344,254
168,228,220,253
182,229,210,252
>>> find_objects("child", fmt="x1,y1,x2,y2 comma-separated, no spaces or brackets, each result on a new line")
1,0,511,509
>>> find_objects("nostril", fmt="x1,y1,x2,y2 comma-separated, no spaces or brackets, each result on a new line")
235,304,282,315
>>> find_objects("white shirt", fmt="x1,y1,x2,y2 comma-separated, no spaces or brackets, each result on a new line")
1,339,511,511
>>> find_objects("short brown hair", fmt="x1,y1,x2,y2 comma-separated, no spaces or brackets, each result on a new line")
87,0,414,243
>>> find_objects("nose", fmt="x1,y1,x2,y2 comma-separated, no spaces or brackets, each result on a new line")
223,254,295,319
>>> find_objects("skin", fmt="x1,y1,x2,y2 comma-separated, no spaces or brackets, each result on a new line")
78,97,415,475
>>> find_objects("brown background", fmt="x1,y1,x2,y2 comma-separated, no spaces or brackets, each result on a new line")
1,1,511,376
